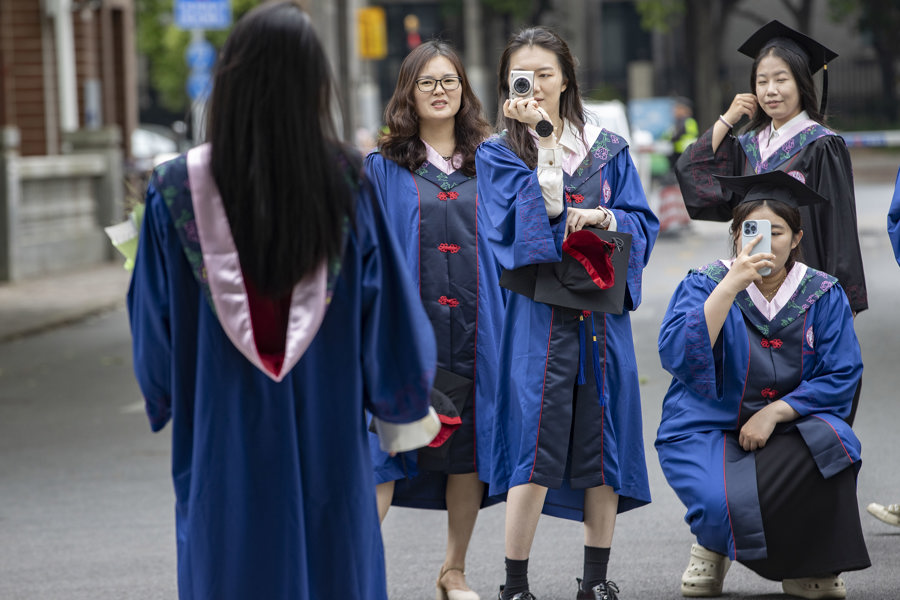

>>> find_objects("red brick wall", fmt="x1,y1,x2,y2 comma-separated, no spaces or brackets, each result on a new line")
2,0,51,155
1,0,137,156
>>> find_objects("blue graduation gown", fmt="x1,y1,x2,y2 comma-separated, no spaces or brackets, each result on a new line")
656,262,862,561
364,152,504,508
127,154,436,600
889,166,900,267
476,130,658,521
676,124,868,313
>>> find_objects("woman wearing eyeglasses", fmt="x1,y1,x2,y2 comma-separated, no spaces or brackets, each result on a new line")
366,41,500,600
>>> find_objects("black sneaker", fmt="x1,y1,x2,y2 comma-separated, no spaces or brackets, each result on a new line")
576,578,620,600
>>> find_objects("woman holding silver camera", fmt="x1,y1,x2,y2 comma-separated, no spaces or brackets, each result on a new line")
366,40,502,600
475,26,658,600
656,170,869,599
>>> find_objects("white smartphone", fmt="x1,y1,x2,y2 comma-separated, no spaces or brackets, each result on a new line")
741,219,772,276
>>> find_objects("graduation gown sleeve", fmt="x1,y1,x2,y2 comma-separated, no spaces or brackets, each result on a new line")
127,182,176,432
475,138,567,269
357,181,440,448
799,136,867,313
889,166,900,267
657,272,724,402
674,125,740,222
780,281,862,422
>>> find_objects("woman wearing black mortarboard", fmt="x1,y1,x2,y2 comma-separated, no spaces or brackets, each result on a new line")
675,21,868,321
656,171,870,600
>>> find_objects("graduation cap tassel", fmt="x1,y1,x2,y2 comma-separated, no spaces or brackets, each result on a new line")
590,314,606,408
577,315,586,386
820,63,829,115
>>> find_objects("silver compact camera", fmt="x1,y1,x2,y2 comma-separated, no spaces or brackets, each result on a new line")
509,70,534,100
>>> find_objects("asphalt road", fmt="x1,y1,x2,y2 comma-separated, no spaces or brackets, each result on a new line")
1,182,898,599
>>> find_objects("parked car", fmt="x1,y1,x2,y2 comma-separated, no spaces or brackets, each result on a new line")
129,123,183,173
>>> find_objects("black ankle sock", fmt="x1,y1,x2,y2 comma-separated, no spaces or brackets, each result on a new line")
582,545,610,591
502,557,529,599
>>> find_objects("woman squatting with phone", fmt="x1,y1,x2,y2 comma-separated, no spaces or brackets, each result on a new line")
475,26,659,600
655,170,870,600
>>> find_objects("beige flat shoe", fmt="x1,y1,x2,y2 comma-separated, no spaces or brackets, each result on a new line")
436,566,480,600
782,576,846,599
681,543,730,597
866,502,900,527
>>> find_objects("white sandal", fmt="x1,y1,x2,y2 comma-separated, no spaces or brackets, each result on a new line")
782,576,846,599
681,543,730,597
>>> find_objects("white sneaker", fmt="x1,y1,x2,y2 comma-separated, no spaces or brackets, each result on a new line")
782,576,846,599
681,543,730,597
866,502,900,527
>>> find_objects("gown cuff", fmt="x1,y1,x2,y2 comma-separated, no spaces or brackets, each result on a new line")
372,407,440,453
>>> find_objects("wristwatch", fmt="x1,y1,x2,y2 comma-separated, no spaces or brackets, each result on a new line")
535,119,554,138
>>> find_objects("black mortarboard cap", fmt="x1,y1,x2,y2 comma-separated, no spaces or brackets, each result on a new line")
368,366,470,451
418,367,471,465
499,228,632,315
715,171,829,211
738,19,837,74
738,20,838,113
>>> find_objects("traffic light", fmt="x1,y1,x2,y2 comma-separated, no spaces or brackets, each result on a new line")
358,7,387,60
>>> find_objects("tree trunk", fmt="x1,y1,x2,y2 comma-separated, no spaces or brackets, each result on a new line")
686,0,743,129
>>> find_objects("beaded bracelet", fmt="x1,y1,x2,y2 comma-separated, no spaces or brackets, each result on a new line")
718,115,734,129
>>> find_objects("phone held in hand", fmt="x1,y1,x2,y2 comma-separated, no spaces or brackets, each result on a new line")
742,219,772,276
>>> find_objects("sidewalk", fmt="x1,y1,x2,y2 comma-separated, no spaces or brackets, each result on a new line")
0,263,131,342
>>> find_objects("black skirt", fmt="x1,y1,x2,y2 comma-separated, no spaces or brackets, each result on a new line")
739,430,870,580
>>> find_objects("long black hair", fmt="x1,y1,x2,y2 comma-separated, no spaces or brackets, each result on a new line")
744,45,825,135
495,27,584,169
378,40,490,176
207,0,357,297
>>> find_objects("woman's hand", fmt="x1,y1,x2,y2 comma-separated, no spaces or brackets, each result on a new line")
739,407,778,451
719,235,773,296
566,207,611,237
739,400,800,452
722,93,758,128
703,235,774,346
503,97,549,128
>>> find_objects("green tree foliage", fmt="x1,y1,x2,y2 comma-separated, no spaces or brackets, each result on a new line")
635,0,686,32
828,0,900,121
136,0,259,113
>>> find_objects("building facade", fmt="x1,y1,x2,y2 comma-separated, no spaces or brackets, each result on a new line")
1,0,137,281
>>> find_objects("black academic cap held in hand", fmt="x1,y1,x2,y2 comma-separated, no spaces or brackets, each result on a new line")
499,227,632,315
738,19,837,112
715,171,829,211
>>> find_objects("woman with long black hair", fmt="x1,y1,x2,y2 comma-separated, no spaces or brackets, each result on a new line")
127,2,438,598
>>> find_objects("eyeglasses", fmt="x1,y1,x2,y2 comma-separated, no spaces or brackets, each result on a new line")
415,76,462,93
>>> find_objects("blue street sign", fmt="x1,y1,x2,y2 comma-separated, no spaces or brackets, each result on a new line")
175,0,232,30
186,39,217,72
187,71,212,101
